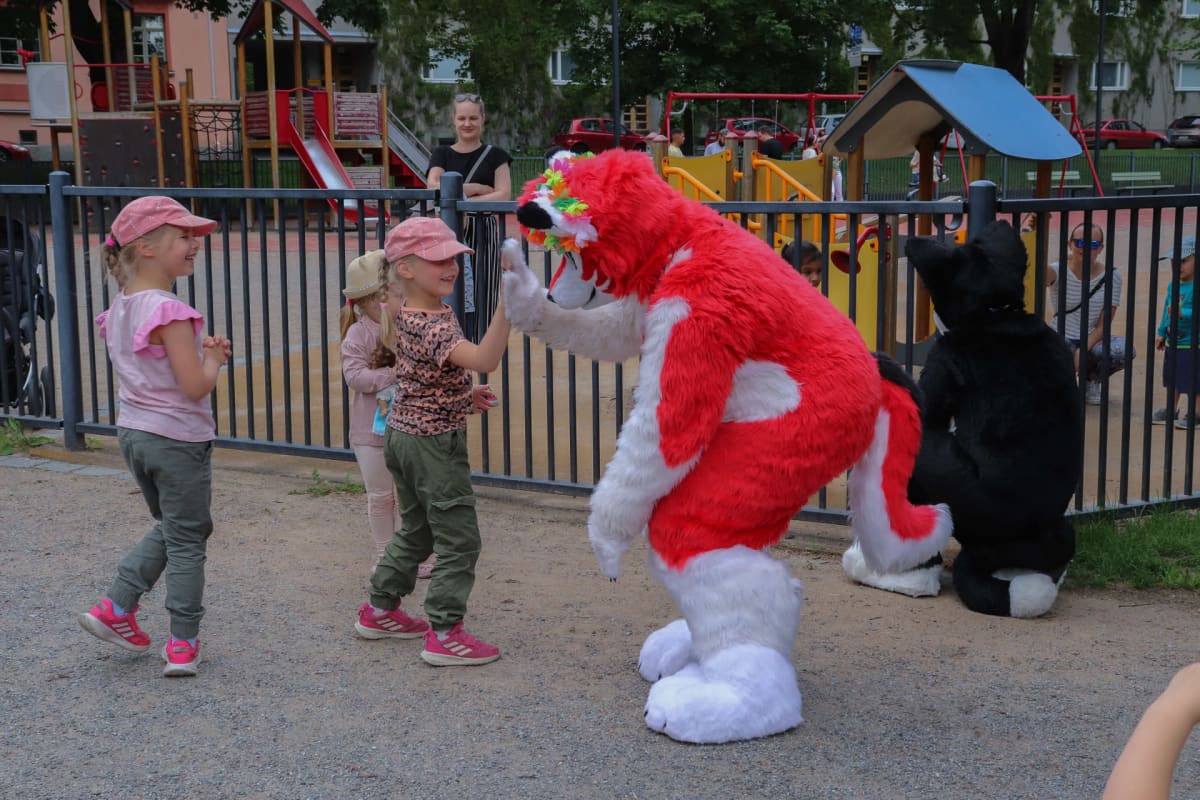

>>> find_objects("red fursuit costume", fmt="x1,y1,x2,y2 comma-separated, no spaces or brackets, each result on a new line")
501,149,951,743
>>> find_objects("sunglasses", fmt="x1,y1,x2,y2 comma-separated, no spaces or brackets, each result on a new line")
1072,238,1102,250
454,93,482,103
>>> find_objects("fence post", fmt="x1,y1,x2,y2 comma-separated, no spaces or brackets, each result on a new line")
966,180,997,240
437,171,466,328
49,171,83,450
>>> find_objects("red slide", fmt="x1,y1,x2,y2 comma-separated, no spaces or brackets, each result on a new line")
282,119,388,226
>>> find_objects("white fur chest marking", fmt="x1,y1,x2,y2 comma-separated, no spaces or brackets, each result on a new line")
723,361,801,422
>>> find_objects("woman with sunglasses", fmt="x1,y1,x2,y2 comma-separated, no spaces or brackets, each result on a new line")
425,93,513,342
1045,222,1134,405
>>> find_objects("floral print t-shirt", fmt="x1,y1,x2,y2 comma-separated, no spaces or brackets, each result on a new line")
386,305,472,436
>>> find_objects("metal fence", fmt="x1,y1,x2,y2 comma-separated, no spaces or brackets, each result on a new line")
2,172,1199,523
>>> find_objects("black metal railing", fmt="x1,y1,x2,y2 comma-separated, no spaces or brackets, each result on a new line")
2,172,1197,524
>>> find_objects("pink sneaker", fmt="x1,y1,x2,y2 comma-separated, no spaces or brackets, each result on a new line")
162,638,201,677
78,598,151,653
420,622,500,666
354,602,430,639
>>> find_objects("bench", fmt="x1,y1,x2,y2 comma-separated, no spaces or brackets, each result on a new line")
1111,170,1173,195
1025,170,1092,196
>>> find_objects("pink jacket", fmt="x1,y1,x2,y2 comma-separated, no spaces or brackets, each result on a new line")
341,316,395,447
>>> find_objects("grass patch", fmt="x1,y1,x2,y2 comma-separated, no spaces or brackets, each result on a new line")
288,468,365,497
0,418,54,456
1068,510,1200,590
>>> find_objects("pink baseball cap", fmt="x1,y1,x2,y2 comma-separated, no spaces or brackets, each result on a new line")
384,216,472,264
110,196,218,246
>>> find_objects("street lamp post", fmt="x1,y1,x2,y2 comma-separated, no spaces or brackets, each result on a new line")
611,0,621,148
1095,0,1107,155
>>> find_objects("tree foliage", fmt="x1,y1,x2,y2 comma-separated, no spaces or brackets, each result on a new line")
564,0,863,101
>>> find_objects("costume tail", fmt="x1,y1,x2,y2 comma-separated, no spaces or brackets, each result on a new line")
848,355,953,574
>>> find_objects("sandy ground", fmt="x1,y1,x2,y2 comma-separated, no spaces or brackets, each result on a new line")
2,441,1199,800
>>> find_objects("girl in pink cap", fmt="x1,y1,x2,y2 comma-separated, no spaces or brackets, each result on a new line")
79,196,230,677
340,248,497,580
353,215,508,666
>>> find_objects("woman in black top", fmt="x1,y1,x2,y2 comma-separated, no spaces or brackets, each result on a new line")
426,94,512,341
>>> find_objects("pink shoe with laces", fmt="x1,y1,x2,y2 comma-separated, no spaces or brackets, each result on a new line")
420,622,501,666
79,598,151,653
354,602,430,639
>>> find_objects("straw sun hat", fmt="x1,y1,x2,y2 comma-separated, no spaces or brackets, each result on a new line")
342,249,388,300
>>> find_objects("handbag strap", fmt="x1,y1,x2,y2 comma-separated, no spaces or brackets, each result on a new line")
463,144,492,185
1055,272,1107,318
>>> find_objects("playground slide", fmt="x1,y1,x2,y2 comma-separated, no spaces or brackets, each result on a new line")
387,109,430,186
282,120,386,225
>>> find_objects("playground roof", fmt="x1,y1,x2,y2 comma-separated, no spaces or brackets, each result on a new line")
822,59,1082,162
234,0,335,45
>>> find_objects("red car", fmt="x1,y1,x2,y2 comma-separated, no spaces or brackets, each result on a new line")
551,118,647,156
1076,119,1167,150
704,118,803,152
0,140,32,162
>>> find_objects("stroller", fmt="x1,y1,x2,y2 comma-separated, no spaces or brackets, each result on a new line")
1,215,55,416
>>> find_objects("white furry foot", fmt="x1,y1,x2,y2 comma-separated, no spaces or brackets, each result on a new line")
643,644,803,744
997,569,1063,618
639,619,693,681
842,540,942,598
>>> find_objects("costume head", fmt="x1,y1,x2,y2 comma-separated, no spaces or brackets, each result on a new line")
515,150,693,309
904,220,1028,328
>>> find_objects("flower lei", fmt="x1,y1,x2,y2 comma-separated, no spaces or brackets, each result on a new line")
526,153,594,255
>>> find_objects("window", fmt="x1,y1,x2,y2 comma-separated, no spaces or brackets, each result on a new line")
1091,61,1129,90
0,37,39,69
131,14,166,63
548,48,575,85
421,53,470,83
1178,61,1200,90
1184,0,1200,17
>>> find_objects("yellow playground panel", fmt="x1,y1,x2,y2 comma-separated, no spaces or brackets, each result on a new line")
661,151,732,201
774,230,882,347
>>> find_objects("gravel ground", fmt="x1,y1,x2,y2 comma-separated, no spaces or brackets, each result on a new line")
2,441,1199,800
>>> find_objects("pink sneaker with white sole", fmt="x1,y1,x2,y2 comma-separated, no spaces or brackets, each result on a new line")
354,602,430,639
420,622,500,666
79,598,151,653
162,638,201,677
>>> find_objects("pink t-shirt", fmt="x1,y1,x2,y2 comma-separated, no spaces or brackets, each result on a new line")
96,288,216,442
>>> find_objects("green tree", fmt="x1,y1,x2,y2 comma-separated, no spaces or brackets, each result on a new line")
565,0,862,103
318,0,576,151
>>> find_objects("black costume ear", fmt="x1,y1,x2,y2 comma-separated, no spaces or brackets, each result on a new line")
517,201,553,230
904,236,952,287
970,220,1028,280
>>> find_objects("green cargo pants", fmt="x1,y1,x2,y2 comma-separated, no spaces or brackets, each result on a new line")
371,427,479,629
109,428,214,640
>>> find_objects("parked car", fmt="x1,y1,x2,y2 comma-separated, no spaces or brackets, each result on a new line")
811,113,846,143
550,118,646,156
1166,114,1200,147
0,140,31,162
704,118,803,152
1075,119,1167,150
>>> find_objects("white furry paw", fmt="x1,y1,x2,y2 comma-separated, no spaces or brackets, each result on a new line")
639,619,693,681
842,541,942,598
500,239,546,329
643,644,803,744
1004,571,1061,618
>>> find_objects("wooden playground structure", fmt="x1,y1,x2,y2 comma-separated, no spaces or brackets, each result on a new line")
651,77,1089,351
26,0,400,223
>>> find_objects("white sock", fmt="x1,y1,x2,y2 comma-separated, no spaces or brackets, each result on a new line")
107,598,127,616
